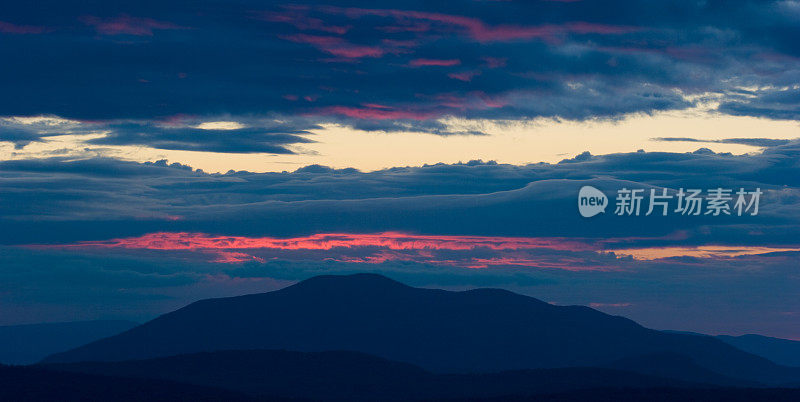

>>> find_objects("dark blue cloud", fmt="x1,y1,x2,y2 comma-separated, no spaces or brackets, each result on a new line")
0,0,797,145
0,126,45,149
718,87,800,120
0,118,73,148
1,142,799,246
653,137,793,147
86,122,316,153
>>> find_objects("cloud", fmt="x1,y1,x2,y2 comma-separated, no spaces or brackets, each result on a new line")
0,125,47,149
1,0,799,339
41,231,602,269
317,105,436,120
0,0,797,130
653,137,793,147
408,58,461,67
2,142,800,248
86,122,316,154
316,6,640,43
79,14,186,36
259,7,351,35
718,87,800,120
0,117,320,154
38,231,800,273
0,20,49,34
0,116,79,148
280,34,390,59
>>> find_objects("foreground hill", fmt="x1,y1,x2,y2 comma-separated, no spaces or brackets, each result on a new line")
0,320,138,365
6,353,800,402
43,349,704,400
44,274,800,385
0,364,256,402
460,388,800,402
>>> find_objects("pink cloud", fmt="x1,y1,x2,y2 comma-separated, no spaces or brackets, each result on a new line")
80,14,186,36
281,34,388,58
48,231,596,252
0,21,49,34
474,91,507,108
481,57,508,68
448,70,481,81
415,92,507,110
377,21,433,33
260,8,351,35
212,251,266,264
49,232,769,271
319,6,639,43
408,58,461,67
318,104,437,120
40,231,609,270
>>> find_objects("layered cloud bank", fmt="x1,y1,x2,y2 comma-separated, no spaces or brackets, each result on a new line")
1,0,799,152
3,141,799,246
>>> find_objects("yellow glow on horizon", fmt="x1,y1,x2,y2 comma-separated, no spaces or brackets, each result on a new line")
609,245,800,260
195,121,245,130
1,106,798,173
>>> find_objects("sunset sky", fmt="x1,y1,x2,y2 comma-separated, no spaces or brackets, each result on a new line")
1,0,799,340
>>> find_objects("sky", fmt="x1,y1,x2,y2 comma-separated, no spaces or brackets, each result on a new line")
1,0,799,339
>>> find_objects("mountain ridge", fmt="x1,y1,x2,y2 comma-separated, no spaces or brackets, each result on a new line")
41,349,711,401
42,274,800,386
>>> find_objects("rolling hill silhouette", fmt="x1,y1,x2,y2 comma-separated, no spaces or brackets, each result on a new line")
0,320,137,365
40,349,713,400
43,274,800,386
718,334,800,368
0,364,256,402
10,352,800,402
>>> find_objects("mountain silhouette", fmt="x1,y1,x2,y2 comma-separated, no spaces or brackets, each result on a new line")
0,320,138,365
718,334,800,368
604,352,754,387
40,349,711,401
43,274,800,385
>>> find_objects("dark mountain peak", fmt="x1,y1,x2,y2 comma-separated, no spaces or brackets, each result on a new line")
291,273,410,291
40,274,800,386
289,274,552,305
274,273,415,299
